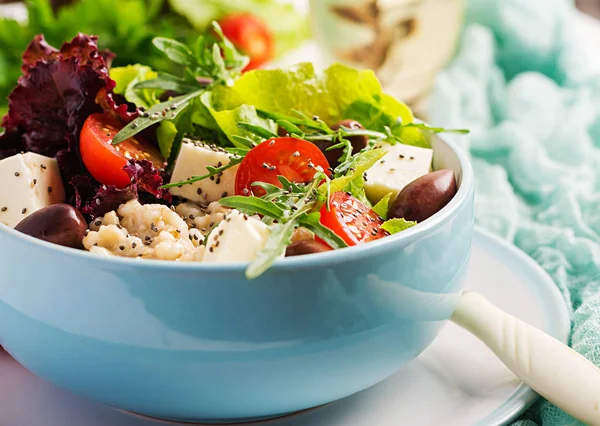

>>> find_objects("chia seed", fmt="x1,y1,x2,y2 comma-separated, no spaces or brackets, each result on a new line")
119,245,125,251
48,186,53,193
0,207,6,212
14,172,19,177
221,191,228,197
40,164,47,170
197,188,203,195
21,208,27,214
32,179,37,185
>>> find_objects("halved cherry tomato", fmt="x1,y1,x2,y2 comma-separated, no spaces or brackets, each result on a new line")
80,113,165,188
319,192,389,246
235,137,330,196
218,13,274,71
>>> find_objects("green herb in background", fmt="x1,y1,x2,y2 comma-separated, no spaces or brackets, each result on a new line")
167,0,310,58
0,0,310,116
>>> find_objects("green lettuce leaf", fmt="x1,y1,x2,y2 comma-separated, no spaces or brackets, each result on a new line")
343,175,371,207
222,63,426,147
324,148,387,196
156,121,178,160
381,218,417,235
372,192,393,219
200,88,277,148
167,0,310,58
110,64,161,110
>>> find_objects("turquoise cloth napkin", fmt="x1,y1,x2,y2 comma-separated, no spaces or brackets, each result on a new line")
430,0,600,425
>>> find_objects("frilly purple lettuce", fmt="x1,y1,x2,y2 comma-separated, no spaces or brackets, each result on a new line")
0,34,170,219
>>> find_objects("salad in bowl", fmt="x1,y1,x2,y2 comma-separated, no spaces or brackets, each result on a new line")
0,24,474,421
0,23,466,279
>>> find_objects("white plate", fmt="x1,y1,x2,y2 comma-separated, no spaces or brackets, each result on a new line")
0,228,569,426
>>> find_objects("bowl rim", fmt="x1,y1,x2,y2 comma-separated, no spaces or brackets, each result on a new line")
0,133,474,272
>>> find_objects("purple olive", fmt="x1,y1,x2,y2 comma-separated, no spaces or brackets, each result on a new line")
15,204,88,249
388,170,458,223
286,240,332,257
315,119,369,168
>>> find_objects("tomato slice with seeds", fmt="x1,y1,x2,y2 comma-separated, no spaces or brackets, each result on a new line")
80,113,165,188
235,137,330,196
319,192,389,246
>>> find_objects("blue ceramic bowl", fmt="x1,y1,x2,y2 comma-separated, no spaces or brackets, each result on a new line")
0,133,474,422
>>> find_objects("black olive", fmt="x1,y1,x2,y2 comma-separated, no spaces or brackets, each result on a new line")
388,170,457,223
285,240,332,257
15,204,88,249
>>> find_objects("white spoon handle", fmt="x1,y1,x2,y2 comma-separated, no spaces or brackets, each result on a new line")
451,292,600,426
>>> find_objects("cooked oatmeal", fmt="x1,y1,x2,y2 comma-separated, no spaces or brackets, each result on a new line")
83,199,206,261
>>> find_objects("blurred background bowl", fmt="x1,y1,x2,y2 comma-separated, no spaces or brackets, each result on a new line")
309,0,464,116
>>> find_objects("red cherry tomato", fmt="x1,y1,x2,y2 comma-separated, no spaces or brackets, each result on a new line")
218,13,275,71
319,192,389,246
80,113,165,188
235,137,330,196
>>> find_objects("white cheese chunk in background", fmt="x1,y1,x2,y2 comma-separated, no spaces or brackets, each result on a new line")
169,140,239,205
364,142,434,204
0,152,65,228
202,210,271,263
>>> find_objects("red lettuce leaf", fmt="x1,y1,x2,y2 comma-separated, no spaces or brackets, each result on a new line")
0,34,168,220
71,160,171,219
1,58,106,157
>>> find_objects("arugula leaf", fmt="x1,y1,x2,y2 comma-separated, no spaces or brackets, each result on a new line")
246,221,295,279
372,193,393,219
381,218,417,234
162,154,243,188
298,212,348,249
112,89,203,145
402,123,470,134
237,122,278,140
134,73,201,93
152,37,195,66
218,196,286,219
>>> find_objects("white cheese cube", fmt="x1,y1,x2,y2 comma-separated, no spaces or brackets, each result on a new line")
203,210,271,263
0,152,65,228
364,143,433,204
169,140,239,205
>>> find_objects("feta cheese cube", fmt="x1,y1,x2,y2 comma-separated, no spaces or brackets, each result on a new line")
364,143,433,204
203,210,271,263
0,152,65,228
169,140,239,204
